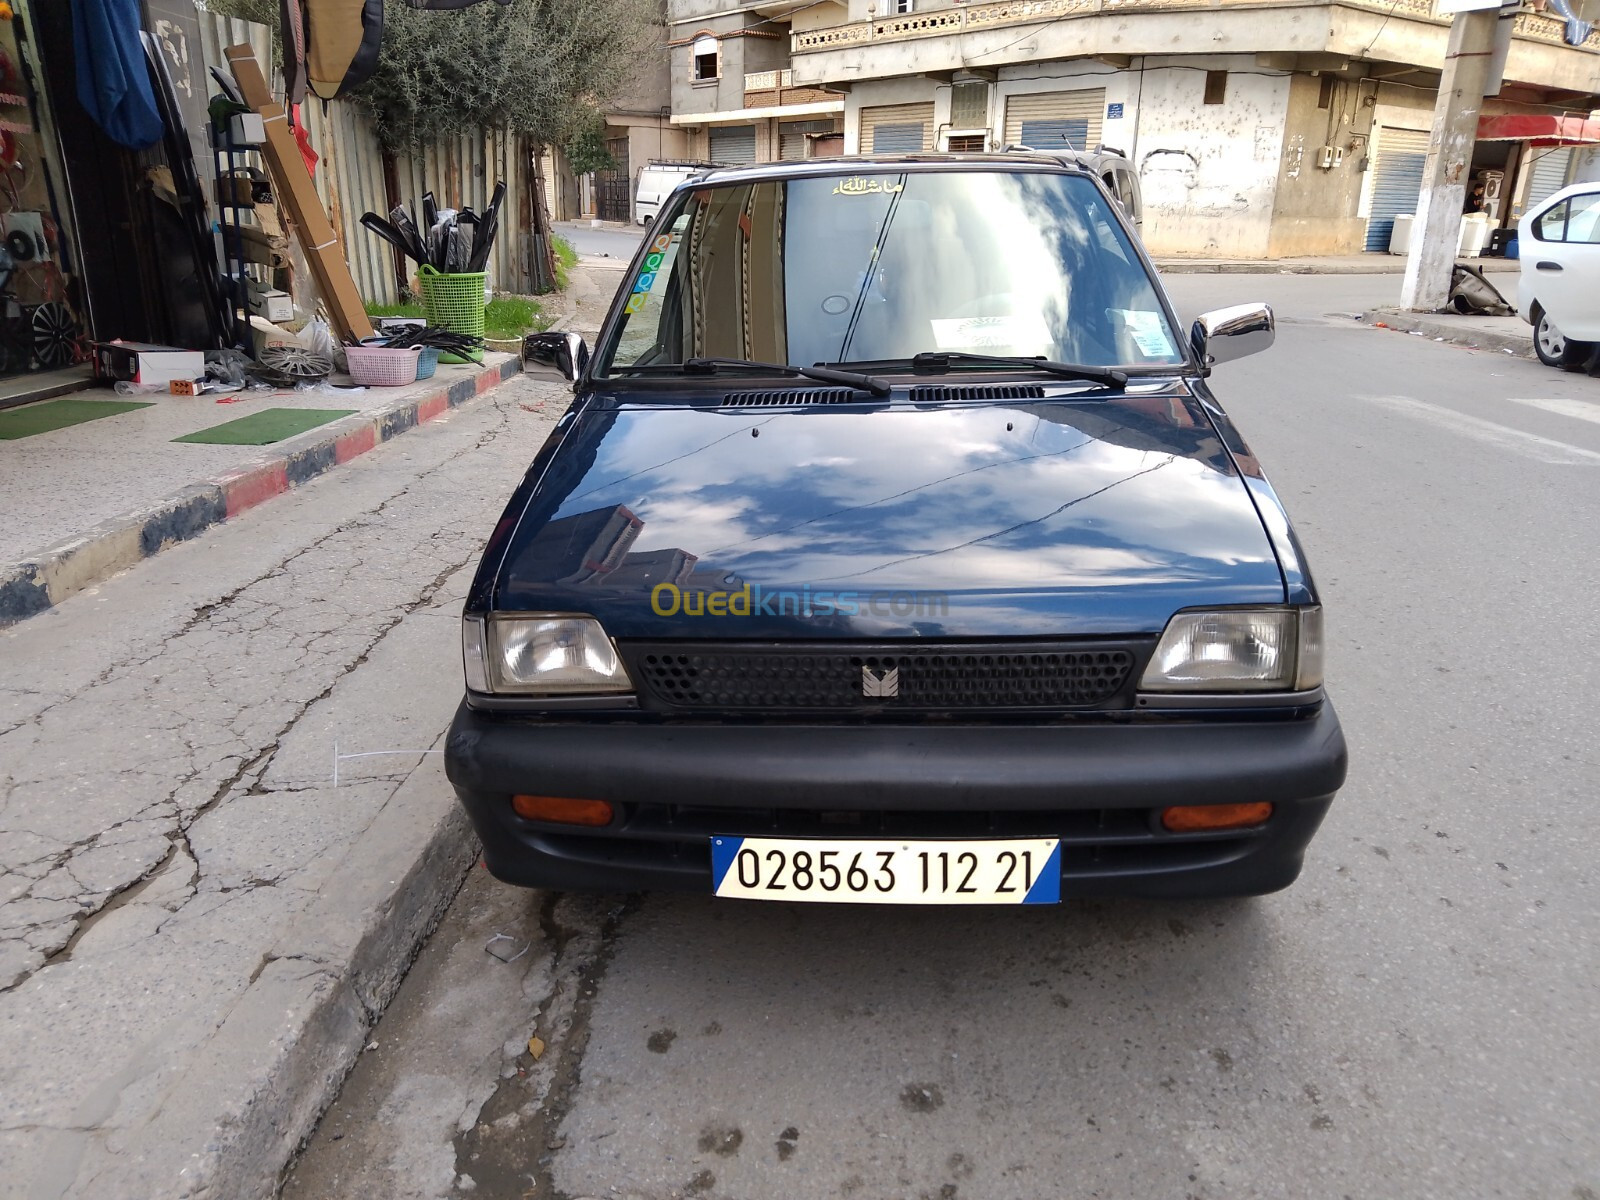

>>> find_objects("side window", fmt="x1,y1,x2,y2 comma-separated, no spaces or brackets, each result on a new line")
1564,193,1600,244
1534,199,1569,242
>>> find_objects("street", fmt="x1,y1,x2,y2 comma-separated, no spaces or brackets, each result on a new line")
270,269,1600,1200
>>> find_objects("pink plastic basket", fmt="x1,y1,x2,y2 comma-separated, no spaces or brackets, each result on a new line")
345,345,421,387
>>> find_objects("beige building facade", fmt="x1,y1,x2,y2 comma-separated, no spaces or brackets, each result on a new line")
666,0,1600,257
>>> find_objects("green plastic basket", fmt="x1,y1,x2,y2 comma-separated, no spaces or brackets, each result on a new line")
419,266,485,363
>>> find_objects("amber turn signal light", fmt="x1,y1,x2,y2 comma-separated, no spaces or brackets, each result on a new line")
511,795,614,826
1160,802,1273,832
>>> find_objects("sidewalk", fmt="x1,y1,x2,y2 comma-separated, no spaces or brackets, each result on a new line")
1154,253,1521,275
0,264,606,1200
1359,307,1536,358
1,353,521,627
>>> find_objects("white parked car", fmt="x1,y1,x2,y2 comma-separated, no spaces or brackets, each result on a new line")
1517,180,1600,372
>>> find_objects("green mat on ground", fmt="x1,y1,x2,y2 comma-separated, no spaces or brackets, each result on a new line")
0,398,154,440
173,408,358,445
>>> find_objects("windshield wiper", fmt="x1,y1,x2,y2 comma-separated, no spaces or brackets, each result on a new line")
830,352,1127,389
612,357,891,397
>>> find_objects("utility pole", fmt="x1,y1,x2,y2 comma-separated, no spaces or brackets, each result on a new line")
1399,5,1500,311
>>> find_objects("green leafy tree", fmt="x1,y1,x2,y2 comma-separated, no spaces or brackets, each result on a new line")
561,112,618,176
204,0,658,153
352,0,656,152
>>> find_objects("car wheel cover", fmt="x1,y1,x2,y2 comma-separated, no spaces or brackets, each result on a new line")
1537,314,1565,359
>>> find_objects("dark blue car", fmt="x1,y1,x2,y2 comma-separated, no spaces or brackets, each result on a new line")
446,155,1347,906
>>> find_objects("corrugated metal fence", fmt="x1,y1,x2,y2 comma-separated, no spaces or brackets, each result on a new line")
198,15,547,307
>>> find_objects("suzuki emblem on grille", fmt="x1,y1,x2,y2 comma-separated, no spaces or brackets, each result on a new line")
862,666,899,698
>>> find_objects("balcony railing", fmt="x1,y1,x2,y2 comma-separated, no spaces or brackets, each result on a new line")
745,69,795,90
742,68,842,109
790,0,1599,54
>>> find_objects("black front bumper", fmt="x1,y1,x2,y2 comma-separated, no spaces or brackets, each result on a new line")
446,704,1347,900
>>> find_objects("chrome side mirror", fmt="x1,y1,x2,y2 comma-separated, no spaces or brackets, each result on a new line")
1190,303,1274,369
523,331,589,384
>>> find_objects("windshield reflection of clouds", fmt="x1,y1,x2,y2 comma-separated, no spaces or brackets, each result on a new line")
515,397,1280,606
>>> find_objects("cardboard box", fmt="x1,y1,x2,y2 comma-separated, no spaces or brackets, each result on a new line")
247,282,294,323
93,342,206,387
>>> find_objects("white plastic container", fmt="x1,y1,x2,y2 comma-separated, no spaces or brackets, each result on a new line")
1388,214,1415,255
1458,212,1489,257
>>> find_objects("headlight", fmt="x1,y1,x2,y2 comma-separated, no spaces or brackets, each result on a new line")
1139,607,1322,692
462,614,633,695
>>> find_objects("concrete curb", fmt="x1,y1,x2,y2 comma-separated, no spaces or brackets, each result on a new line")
0,356,522,629
1361,309,1535,358
71,753,480,1199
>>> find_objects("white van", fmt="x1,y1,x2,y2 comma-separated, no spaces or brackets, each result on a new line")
634,162,712,226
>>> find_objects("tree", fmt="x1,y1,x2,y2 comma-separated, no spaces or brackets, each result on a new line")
350,0,656,155
204,0,658,158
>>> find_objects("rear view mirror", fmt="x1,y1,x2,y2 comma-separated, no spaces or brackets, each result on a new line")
1191,303,1274,369
523,331,589,384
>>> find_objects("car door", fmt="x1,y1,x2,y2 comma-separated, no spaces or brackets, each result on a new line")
1524,187,1600,341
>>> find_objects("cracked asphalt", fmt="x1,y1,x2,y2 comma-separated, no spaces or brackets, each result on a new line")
0,366,566,1197
284,273,1599,1200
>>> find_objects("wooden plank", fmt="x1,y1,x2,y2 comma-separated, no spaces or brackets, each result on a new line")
224,46,374,342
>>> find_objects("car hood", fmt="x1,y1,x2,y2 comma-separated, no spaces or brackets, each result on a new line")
489,387,1286,638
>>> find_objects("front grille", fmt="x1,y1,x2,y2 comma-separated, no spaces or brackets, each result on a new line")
622,641,1144,713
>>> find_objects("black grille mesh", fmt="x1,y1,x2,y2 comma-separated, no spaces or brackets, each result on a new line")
909,384,1045,402
721,389,861,407
626,644,1137,711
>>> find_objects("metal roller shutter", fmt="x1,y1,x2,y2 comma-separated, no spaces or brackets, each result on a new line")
1002,90,1104,152
708,125,758,166
1524,147,1572,209
1364,126,1430,252
780,120,837,161
860,103,934,153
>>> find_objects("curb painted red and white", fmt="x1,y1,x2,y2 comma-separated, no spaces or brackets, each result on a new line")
1,356,522,628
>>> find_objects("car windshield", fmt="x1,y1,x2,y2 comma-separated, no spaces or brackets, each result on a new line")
593,169,1184,378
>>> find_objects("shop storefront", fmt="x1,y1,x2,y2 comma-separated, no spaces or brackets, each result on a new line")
0,3,86,390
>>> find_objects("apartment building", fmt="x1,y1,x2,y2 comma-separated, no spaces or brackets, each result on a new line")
670,0,1600,257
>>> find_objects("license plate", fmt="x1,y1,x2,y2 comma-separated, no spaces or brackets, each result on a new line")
710,837,1061,905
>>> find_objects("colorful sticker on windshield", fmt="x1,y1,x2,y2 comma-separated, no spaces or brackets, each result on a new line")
832,177,904,196
1112,309,1175,358
624,293,648,314
930,315,1052,353
651,233,672,253
644,252,664,272
632,271,656,294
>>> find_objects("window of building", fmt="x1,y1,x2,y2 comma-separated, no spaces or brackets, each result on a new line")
892,0,915,12
947,134,987,152
1317,75,1335,110
692,36,719,82
950,82,989,131
1204,70,1228,105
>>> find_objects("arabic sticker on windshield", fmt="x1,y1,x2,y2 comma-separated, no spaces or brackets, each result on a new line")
1113,309,1175,358
833,176,904,196
930,315,1052,353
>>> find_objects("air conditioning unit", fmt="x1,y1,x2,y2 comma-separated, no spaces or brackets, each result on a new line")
0,212,50,264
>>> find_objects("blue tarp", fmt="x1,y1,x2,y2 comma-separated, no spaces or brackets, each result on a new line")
73,0,164,150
